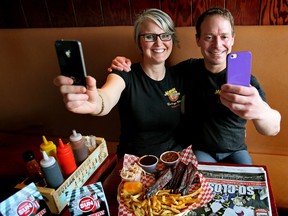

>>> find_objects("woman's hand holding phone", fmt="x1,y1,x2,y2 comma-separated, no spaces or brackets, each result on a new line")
53,75,100,115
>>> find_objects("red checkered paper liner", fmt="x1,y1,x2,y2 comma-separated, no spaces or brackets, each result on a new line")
118,145,214,215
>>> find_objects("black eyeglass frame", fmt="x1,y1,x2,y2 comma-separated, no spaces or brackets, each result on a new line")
139,33,173,42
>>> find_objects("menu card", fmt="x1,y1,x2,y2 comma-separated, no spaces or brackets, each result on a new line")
66,182,110,216
192,164,272,216
0,183,50,216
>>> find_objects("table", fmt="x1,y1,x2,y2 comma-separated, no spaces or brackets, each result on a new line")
102,158,279,216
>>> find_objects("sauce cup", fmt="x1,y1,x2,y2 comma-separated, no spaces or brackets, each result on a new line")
160,151,180,167
137,155,158,173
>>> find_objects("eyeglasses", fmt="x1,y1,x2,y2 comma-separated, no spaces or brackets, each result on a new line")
139,33,173,42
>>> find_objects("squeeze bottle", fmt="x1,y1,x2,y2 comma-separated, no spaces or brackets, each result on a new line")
56,138,77,178
22,150,46,187
69,129,89,166
40,136,57,158
40,151,64,189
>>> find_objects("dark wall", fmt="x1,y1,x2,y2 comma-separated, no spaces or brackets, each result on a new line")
0,0,287,29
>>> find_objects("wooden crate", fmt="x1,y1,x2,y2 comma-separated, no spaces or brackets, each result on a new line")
16,137,108,214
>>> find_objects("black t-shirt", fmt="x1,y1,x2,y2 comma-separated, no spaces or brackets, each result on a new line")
174,58,266,153
111,63,185,158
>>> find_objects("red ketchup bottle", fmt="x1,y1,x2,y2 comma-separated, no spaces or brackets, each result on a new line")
56,138,77,178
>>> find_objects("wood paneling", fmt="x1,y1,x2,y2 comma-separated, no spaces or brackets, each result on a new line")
191,0,225,25
226,0,261,25
0,0,287,28
0,0,26,28
260,0,288,25
101,0,132,25
130,0,161,23
46,0,76,27
162,0,192,26
73,0,104,27
22,0,51,28
21,0,52,28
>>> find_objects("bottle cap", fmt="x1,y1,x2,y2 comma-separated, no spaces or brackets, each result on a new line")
22,150,35,162
69,129,82,142
40,136,56,151
40,151,56,168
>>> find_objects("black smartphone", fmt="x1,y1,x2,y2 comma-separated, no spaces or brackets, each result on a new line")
55,40,87,86
226,51,252,87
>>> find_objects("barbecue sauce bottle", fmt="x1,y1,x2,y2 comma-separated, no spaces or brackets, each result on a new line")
69,129,89,166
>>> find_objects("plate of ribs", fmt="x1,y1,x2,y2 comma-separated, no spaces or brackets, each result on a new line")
117,145,214,216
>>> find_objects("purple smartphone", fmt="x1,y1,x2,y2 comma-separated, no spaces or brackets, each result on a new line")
226,51,252,87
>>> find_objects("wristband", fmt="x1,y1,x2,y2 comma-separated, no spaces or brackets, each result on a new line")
96,94,104,115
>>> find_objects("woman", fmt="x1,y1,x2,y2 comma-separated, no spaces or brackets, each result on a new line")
53,9,185,158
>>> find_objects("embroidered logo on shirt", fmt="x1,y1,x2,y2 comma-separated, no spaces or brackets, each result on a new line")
214,89,223,104
165,88,180,102
214,89,221,95
164,88,181,107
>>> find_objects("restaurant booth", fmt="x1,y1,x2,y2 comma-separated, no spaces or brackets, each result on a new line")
0,2,287,216
0,24,287,215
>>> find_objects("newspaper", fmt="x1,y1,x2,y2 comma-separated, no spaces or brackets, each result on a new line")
187,164,272,216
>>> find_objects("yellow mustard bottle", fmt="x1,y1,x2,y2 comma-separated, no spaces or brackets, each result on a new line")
40,136,57,158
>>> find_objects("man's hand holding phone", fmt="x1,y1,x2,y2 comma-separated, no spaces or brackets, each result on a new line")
220,81,281,136
220,83,266,120
222,51,261,119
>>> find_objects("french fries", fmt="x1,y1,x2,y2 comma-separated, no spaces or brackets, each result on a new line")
121,188,202,216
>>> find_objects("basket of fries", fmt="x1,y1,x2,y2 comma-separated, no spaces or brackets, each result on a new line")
117,145,214,216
